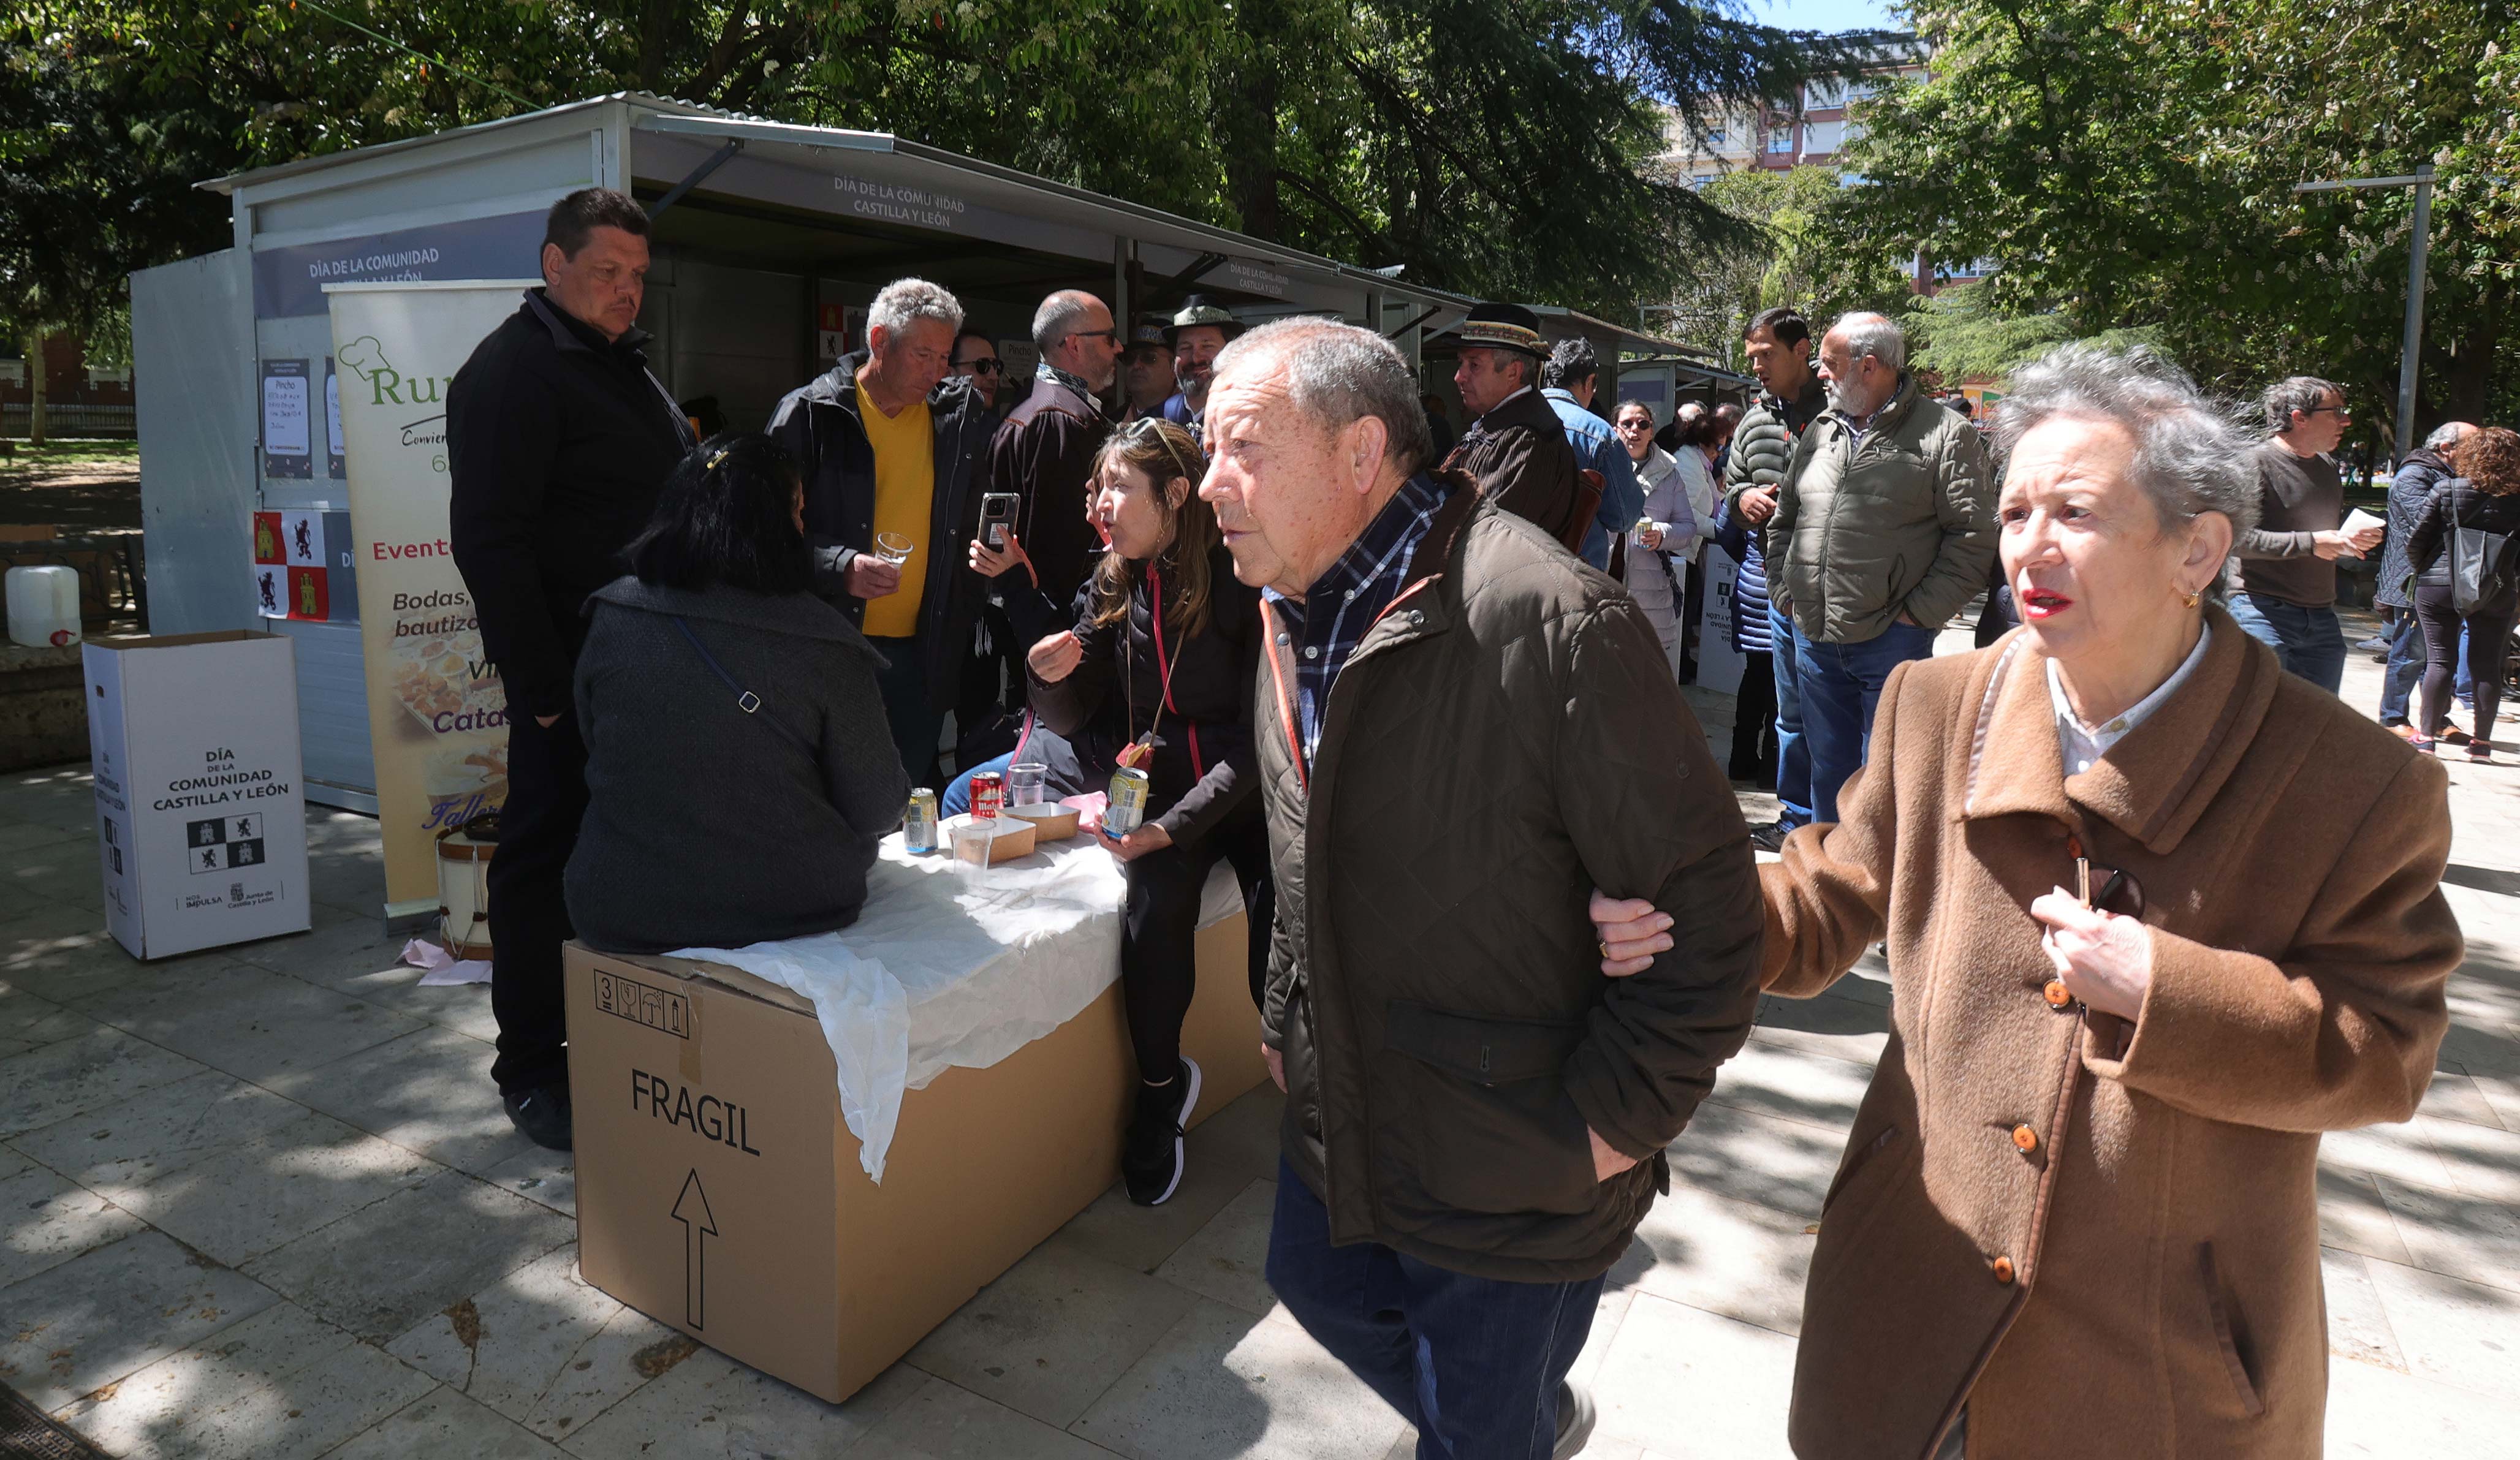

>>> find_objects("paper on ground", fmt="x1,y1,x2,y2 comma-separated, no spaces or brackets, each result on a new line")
402,937,491,986
670,833,1245,1182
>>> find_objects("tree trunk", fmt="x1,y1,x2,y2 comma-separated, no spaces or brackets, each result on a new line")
1220,2,1285,242
2437,286,2502,429
24,330,45,448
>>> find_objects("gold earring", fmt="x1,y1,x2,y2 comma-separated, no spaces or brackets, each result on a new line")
2180,585,2201,610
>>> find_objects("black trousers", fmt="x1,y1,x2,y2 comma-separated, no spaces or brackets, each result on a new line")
2415,583,2514,743
1730,648,1778,784
488,707,588,1097
1120,810,1273,1082
1678,556,1706,682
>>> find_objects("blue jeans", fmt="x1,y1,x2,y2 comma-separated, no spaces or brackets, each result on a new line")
2379,613,2471,724
1795,620,1938,825
1267,1160,1604,1460
2226,593,2345,694
1770,600,1812,830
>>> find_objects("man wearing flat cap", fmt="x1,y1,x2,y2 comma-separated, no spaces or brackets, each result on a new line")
1163,293,1243,439
1440,303,1588,554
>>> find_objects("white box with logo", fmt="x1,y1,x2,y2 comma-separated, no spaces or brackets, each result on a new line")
83,631,313,958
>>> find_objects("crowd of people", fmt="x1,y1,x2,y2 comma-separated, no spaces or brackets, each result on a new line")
446,188,2479,1459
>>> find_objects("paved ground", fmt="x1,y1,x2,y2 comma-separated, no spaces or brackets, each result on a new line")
2,607,2517,1459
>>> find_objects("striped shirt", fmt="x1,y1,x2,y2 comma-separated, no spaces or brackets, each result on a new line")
1264,471,1451,768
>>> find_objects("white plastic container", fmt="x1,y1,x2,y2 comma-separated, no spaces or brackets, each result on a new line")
7,564,82,648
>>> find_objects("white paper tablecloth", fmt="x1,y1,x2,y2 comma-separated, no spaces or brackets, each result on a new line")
670,830,1246,1181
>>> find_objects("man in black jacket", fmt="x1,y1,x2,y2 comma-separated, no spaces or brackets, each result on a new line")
1436,303,1587,553
973,290,1120,646
767,279,995,784
448,188,694,1151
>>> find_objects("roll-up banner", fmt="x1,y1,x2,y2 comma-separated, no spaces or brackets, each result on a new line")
324,281,537,910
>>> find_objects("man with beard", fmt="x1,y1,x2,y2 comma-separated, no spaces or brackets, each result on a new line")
1162,294,1242,439
976,289,1124,644
1766,311,1994,825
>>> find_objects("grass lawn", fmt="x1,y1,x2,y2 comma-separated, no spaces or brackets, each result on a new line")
0,439,139,469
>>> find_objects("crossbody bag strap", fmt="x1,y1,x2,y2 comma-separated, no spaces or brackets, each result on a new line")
669,616,815,754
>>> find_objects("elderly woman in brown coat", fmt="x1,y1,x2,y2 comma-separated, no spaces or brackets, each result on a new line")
1595,343,2461,1459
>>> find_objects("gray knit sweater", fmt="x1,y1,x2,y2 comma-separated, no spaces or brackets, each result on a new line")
564,577,908,955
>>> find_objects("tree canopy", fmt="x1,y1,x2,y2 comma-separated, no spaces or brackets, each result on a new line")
1,0,1884,344
1833,0,2520,445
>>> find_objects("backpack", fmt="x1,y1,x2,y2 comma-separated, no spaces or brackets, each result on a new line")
2449,501,2520,616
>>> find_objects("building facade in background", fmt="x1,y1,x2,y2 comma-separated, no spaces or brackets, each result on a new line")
1662,35,1991,293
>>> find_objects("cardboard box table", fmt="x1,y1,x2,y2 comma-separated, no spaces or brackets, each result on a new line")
83,630,311,958
567,865,1264,1402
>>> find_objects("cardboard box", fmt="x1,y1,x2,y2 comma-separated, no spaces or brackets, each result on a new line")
83,630,311,959
567,912,1266,1402
1002,802,1081,840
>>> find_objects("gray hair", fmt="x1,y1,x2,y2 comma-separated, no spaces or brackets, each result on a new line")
1213,317,1436,475
867,278,962,339
1031,290,1104,353
1992,344,2262,562
1829,311,1907,372
2424,420,2474,451
2261,374,2339,433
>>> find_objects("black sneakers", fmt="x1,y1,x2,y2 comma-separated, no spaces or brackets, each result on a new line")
1552,1377,1597,1459
1122,1057,1202,1206
503,1084,574,1151
1748,820,1790,853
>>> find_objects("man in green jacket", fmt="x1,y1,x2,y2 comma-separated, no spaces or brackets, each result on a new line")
1771,312,1995,824
1202,317,1764,1460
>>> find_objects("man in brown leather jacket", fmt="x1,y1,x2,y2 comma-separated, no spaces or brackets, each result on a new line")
1438,303,1588,553
1205,316,1762,1460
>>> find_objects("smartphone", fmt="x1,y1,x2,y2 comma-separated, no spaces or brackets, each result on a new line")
978,493,1020,549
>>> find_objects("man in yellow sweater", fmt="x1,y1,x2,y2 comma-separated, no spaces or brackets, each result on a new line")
769,279,996,782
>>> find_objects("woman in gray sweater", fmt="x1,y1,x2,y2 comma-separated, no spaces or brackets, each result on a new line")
564,434,908,954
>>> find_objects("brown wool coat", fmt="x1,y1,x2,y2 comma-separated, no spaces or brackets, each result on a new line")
1763,610,2459,1460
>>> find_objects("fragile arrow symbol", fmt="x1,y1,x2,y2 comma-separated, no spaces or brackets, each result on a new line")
670,1167,716,1331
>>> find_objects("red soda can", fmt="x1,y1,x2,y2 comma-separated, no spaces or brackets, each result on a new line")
970,770,1004,820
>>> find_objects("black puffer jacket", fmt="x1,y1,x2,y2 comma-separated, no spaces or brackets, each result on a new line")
2406,474,2520,612
2378,447,2455,610
1258,472,1764,1283
1027,542,1261,846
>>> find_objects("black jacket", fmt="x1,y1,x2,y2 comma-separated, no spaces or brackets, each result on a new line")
2406,474,2520,609
447,290,694,717
2378,448,2454,609
566,578,908,955
1027,543,1260,847
1443,387,1584,552
765,353,994,711
990,373,1115,644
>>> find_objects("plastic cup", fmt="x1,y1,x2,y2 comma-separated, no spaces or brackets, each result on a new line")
1007,762,1048,807
875,532,915,566
951,819,995,877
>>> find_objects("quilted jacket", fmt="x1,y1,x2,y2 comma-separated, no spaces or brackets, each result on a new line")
1770,374,1997,644
1256,473,1766,1282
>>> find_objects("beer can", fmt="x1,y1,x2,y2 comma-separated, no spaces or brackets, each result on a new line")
1104,766,1151,836
970,770,1004,820
903,788,939,853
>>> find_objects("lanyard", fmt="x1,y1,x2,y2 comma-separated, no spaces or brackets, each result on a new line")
1144,563,1204,780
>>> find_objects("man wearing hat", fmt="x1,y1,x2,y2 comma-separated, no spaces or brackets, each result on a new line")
1121,317,1174,423
1440,303,1587,554
1163,293,1243,437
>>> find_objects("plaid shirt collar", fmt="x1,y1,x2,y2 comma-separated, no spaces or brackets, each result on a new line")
1264,470,1450,766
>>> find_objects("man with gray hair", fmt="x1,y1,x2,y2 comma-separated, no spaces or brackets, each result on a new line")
1769,309,1994,824
769,276,995,782
2377,420,2476,733
1204,317,1761,1460
2228,375,2382,692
